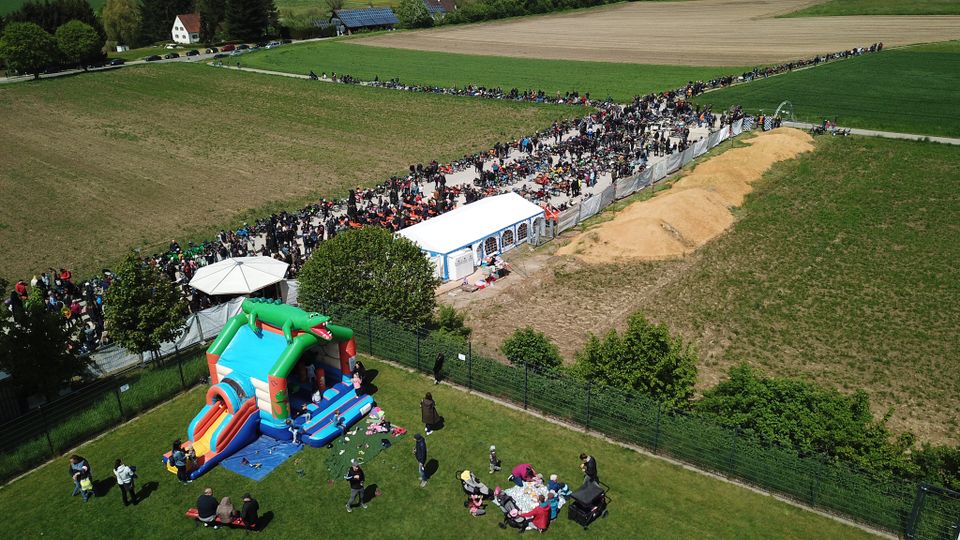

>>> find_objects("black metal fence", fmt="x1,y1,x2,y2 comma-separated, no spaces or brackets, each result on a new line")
321,301,959,539
0,347,208,483
2,301,957,538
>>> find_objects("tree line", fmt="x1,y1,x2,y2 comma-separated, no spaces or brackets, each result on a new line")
0,0,279,64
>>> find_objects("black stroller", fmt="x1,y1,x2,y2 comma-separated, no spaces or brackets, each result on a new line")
567,480,610,530
494,489,532,533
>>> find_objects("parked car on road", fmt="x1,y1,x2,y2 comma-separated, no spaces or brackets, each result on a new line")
220,44,236,52
229,50,243,57
186,49,199,56
145,55,162,61
204,47,219,54
213,53,228,59
236,44,249,50
163,52,180,59
109,58,125,66
164,43,177,49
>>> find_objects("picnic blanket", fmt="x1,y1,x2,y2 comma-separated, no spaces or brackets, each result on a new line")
504,482,549,513
220,435,303,481
324,413,406,481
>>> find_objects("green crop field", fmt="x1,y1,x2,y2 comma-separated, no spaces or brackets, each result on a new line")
784,0,960,17
240,40,745,103
698,41,960,137
0,62,579,281
0,357,876,539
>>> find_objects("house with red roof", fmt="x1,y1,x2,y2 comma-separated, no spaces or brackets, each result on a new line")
172,13,201,44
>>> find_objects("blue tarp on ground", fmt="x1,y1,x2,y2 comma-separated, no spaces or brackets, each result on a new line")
220,435,302,481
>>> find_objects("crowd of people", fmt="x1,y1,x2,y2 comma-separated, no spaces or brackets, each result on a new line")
4,43,883,356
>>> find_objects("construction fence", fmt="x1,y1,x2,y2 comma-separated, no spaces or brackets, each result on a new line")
549,117,752,237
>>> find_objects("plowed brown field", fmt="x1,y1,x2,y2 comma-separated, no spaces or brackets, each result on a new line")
357,0,960,66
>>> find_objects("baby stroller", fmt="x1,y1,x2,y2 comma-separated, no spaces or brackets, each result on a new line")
494,488,531,532
567,480,610,530
457,470,491,498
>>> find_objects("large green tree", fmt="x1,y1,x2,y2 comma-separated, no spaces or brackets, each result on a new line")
197,0,225,43
104,253,188,356
572,313,698,409
501,326,562,371
298,227,439,327
0,22,58,79
0,289,89,400
55,20,102,70
4,0,105,41
696,364,916,477
102,0,142,46
224,0,269,42
396,0,433,29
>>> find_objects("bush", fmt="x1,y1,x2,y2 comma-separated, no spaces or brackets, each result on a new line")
571,313,697,410
696,364,917,478
434,305,471,339
500,326,562,371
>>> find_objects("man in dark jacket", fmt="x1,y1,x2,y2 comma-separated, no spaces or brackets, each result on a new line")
414,434,428,487
241,492,259,530
197,487,218,528
344,460,367,512
580,453,599,486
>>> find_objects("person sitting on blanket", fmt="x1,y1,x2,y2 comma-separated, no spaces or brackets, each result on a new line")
520,494,551,532
548,474,572,499
547,491,559,520
509,463,538,487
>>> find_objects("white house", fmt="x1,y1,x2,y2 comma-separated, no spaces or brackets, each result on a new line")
171,14,201,45
398,193,545,281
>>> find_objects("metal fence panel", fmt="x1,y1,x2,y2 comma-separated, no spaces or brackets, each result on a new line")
578,195,604,221
556,206,580,233
693,138,709,157
615,174,641,199
599,185,616,209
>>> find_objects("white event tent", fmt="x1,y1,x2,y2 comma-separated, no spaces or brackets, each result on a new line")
398,193,545,281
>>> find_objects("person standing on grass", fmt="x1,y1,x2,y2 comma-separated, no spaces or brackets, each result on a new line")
69,455,91,496
344,460,367,512
172,440,189,484
113,458,137,506
197,487,218,528
433,352,445,384
414,433,428,487
420,392,440,435
580,453,599,485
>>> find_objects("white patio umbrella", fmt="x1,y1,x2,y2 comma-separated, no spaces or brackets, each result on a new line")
188,256,289,295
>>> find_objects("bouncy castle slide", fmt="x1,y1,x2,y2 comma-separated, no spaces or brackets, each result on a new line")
163,298,373,480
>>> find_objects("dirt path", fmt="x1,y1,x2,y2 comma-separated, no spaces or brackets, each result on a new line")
357,0,960,66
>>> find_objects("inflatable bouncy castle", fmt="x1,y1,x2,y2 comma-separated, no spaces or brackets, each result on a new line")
162,298,374,479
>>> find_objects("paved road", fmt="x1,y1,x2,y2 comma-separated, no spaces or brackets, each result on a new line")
783,121,960,146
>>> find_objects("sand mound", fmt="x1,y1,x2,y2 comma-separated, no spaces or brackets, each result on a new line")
558,128,814,263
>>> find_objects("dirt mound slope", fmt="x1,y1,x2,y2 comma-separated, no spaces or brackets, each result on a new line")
558,128,814,263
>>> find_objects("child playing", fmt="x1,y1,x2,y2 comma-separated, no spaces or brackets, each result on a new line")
488,445,501,474
78,471,95,502
467,494,486,516
286,418,302,445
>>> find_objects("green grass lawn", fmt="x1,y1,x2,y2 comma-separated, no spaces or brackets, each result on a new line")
635,135,960,443
783,0,960,17
0,62,578,281
698,41,960,137
0,357,877,539
240,40,745,103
